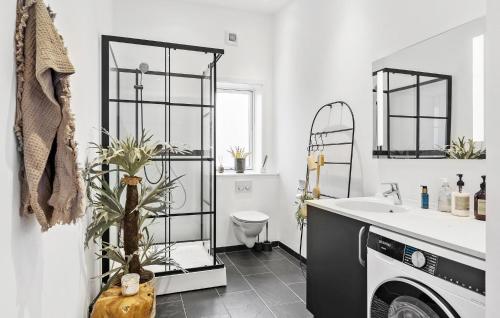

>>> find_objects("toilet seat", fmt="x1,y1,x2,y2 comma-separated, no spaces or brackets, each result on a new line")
231,211,269,223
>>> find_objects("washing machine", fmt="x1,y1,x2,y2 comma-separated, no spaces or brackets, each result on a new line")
367,226,485,318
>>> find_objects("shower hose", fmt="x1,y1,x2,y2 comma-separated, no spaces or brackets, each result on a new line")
138,79,187,210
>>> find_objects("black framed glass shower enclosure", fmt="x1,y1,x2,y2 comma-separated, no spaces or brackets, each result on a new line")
101,35,224,277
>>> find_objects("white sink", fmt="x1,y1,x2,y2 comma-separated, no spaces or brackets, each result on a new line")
334,199,408,213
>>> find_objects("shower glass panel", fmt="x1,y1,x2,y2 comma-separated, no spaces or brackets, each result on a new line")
101,36,223,278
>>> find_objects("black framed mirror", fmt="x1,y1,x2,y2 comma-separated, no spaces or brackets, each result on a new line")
373,17,486,159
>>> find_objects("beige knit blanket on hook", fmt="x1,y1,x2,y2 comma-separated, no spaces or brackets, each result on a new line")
15,0,84,231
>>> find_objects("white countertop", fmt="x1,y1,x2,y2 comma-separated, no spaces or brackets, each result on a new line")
306,197,486,260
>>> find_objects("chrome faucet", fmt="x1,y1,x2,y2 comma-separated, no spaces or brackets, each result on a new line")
382,182,402,205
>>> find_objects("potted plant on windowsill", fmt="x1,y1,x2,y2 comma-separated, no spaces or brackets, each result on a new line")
228,146,250,173
84,131,186,293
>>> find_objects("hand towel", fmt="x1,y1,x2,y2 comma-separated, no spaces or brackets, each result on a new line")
15,0,84,231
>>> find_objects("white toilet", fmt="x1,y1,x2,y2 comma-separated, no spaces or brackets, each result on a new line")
230,211,269,248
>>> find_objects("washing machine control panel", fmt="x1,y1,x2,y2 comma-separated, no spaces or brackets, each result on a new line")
368,232,485,295
410,250,426,268
403,246,437,274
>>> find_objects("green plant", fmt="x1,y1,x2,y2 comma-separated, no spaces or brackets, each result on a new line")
294,192,313,226
442,136,486,159
84,130,187,291
227,146,250,159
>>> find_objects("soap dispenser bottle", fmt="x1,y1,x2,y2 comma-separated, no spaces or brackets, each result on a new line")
474,175,486,221
437,178,452,212
451,174,470,217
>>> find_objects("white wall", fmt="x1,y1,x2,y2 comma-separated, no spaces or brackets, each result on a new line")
110,0,278,247
111,0,275,170
1,1,111,317
274,0,486,257
217,174,280,246
485,0,500,315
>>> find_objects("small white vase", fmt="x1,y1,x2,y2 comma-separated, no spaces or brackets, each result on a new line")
121,273,140,296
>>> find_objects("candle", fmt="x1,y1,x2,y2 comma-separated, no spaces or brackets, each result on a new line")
121,273,140,296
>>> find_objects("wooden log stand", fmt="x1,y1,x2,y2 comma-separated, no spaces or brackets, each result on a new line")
91,281,156,318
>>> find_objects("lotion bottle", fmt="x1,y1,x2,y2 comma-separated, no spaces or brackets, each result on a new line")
437,178,452,212
451,174,470,217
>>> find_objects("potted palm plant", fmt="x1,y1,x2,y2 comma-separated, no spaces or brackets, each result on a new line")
85,131,185,292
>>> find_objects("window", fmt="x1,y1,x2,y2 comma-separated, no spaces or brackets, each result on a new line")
216,88,254,169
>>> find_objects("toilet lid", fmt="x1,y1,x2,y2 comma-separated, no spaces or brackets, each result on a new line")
231,211,269,223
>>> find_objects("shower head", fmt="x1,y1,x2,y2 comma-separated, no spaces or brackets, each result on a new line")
139,62,149,74
136,62,149,89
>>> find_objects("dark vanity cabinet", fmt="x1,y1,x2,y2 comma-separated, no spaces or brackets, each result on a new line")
307,206,369,317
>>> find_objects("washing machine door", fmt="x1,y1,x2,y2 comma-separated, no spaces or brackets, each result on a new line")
371,277,459,318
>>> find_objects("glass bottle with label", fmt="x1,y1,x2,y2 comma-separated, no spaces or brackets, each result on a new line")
474,175,486,221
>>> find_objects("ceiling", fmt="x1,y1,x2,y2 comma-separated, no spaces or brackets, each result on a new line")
175,0,292,14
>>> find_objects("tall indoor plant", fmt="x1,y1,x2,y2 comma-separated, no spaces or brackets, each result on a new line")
85,131,185,289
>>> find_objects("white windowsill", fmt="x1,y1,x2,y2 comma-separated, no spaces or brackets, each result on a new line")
216,170,279,177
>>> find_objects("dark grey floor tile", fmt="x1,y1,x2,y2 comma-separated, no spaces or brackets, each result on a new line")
156,300,186,318
216,265,251,294
220,290,274,318
218,253,232,265
181,288,220,303
276,248,303,268
263,259,305,284
181,289,229,318
246,273,300,307
288,282,306,302
271,301,313,318
227,251,269,275
157,292,182,304
252,249,286,261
